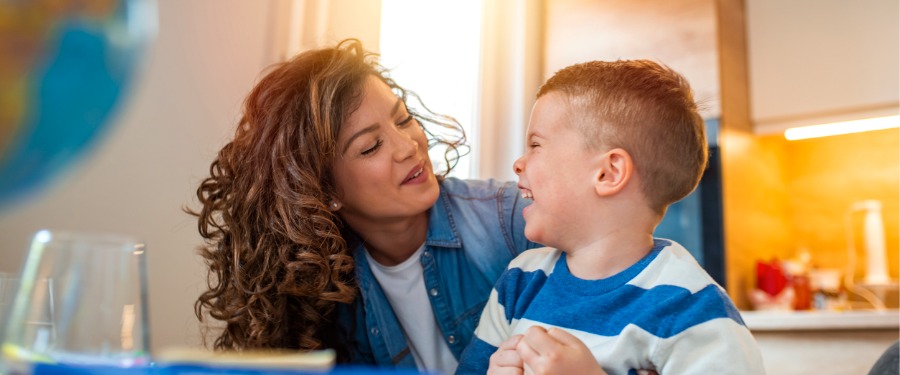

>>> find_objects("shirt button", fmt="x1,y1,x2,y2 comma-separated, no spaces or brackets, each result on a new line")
429,288,439,296
370,327,380,336
448,335,456,344
423,251,431,258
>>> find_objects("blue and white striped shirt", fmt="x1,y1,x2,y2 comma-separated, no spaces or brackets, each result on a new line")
457,239,765,375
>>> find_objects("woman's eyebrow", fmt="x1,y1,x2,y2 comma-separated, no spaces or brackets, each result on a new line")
343,124,379,154
341,98,403,154
390,98,402,116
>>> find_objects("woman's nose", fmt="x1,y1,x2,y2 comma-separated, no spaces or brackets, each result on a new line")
393,130,418,161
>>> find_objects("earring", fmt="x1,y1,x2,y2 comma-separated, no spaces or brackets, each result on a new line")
330,201,341,211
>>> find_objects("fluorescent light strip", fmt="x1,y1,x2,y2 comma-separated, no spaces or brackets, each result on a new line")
784,115,900,141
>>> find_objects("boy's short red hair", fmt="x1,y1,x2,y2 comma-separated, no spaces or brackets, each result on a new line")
538,60,708,213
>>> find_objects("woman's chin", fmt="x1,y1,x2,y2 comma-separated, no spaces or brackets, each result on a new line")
414,174,440,210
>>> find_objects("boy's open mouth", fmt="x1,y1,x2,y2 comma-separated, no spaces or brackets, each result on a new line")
519,188,533,200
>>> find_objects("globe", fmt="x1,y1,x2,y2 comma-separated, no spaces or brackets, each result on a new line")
0,0,156,210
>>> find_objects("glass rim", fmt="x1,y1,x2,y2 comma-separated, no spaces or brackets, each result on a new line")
31,229,145,253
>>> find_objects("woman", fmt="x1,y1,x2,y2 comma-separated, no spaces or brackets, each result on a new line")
190,39,536,374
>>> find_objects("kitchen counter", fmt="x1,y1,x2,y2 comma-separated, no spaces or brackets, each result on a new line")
741,309,899,374
741,309,900,331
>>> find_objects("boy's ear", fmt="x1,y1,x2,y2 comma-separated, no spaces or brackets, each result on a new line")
593,148,633,197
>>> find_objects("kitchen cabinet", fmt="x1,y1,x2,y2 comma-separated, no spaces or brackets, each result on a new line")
743,309,900,375
543,0,721,119
745,0,899,134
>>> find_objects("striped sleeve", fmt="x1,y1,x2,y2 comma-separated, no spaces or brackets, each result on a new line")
455,278,513,374
641,241,765,373
455,335,498,374
654,318,765,374
456,248,560,374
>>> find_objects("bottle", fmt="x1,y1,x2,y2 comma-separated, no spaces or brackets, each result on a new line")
783,259,811,310
792,272,812,310
859,200,890,286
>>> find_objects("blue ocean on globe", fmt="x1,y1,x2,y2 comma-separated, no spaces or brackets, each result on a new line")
0,0,156,211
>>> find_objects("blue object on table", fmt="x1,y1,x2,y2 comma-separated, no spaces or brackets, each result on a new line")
31,363,440,375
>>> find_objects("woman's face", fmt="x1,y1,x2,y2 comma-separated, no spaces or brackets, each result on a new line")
331,75,439,226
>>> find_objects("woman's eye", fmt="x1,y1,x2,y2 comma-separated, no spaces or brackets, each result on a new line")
361,139,383,155
529,142,540,149
396,115,414,128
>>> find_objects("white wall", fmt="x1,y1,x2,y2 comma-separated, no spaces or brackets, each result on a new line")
0,0,386,353
0,1,280,351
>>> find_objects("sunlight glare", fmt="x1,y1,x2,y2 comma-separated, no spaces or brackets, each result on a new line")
380,0,484,178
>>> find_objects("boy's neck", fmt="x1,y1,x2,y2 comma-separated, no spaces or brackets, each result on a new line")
562,200,661,280
564,230,655,280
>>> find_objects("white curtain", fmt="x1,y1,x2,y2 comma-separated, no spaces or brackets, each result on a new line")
475,0,544,181
279,0,543,182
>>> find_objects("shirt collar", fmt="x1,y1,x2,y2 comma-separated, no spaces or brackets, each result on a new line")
425,181,461,248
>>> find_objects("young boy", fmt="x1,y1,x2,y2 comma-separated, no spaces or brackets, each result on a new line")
456,60,765,375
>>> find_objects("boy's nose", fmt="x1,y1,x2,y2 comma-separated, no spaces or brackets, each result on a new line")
512,157,524,175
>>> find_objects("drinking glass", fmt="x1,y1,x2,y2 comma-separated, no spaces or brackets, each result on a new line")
1,230,151,369
0,272,18,319
0,272,19,347
0,272,20,375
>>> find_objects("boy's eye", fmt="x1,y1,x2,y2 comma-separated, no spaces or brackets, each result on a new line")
529,142,540,149
361,139,383,155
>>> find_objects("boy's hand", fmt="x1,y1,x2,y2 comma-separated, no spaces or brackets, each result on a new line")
515,326,607,375
488,334,526,375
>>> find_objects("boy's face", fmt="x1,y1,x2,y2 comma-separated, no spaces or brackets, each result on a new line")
513,92,602,249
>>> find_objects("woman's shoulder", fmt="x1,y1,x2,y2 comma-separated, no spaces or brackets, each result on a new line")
440,177,517,200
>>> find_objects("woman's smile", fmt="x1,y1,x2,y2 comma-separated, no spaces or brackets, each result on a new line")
402,163,427,185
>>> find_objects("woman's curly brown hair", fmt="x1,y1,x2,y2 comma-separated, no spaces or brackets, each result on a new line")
187,39,465,358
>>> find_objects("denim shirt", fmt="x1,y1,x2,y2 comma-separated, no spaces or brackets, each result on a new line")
335,177,538,369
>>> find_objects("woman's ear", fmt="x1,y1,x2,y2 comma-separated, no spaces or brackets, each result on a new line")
593,148,633,197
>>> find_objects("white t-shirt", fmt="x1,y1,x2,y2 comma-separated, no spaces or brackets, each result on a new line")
365,244,458,374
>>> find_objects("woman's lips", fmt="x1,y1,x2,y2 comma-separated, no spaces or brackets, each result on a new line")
402,164,426,185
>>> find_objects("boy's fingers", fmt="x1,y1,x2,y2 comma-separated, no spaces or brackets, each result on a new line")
515,336,540,363
490,349,523,367
546,327,581,346
487,366,524,375
521,325,563,355
499,334,524,350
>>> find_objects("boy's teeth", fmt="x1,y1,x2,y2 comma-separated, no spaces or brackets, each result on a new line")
520,189,533,200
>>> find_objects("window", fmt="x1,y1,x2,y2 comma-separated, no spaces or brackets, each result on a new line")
379,0,483,178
